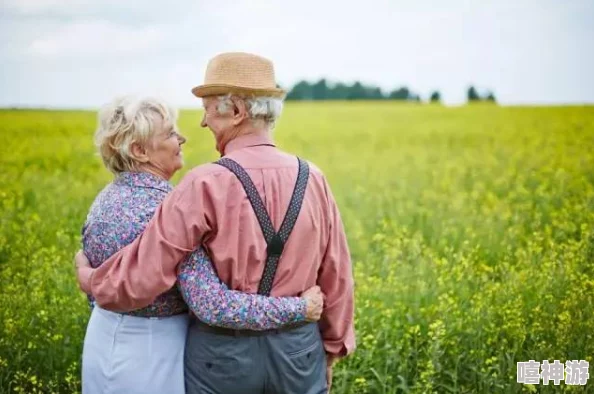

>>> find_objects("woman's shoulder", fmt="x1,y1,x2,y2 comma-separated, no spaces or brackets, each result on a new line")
82,180,163,266
86,182,131,222
87,179,166,223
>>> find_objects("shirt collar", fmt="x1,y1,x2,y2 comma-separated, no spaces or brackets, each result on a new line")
223,133,276,155
115,172,173,193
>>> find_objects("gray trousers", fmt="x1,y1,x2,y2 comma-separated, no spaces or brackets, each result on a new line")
184,318,327,394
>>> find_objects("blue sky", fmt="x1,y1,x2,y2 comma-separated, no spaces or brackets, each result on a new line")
1,0,593,108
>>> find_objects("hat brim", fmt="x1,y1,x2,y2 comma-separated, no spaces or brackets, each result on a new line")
191,84,286,98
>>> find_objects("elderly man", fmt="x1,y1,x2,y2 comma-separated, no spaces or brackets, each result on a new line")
76,52,355,393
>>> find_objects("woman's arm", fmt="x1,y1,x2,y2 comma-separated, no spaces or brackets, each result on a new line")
177,248,312,330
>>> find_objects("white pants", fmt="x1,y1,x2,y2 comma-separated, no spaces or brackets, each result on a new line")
82,306,189,394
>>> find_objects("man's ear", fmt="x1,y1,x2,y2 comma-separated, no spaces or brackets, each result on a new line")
231,97,248,125
130,142,149,163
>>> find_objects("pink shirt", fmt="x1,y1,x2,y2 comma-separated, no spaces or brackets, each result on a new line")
78,133,355,357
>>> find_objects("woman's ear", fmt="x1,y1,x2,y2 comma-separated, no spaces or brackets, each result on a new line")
130,142,149,163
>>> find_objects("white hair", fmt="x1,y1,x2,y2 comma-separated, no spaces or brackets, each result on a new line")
94,96,178,174
216,94,283,127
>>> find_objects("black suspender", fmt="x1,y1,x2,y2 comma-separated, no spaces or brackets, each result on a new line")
215,157,310,296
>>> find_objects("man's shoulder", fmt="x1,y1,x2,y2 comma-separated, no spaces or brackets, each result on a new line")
293,157,328,188
303,160,326,179
300,159,342,205
172,162,230,192
187,162,228,178
270,147,325,177
174,156,330,190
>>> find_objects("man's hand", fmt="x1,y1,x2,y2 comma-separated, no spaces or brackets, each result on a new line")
74,250,93,294
74,250,90,270
326,354,338,392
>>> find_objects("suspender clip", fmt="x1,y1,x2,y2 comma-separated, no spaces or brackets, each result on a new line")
267,234,284,257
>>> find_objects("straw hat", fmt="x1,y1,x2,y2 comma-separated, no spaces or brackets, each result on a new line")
191,52,285,98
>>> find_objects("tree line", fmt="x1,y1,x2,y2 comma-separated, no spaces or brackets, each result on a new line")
282,79,497,103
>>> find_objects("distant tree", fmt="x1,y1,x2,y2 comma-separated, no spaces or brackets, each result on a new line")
347,82,367,100
430,91,441,103
287,80,424,102
467,86,480,102
329,82,350,100
368,87,385,100
388,87,410,100
286,81,313,100
387,86,422,102
485,91,497,103
311,79,329,100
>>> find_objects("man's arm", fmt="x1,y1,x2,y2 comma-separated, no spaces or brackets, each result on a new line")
77,171,214,311
317,181,356,359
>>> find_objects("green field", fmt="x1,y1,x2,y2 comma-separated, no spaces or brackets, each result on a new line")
1,103,593,393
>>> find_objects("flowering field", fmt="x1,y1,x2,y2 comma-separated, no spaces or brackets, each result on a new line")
1,103,593,393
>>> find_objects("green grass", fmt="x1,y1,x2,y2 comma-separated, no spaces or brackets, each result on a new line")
1,103,593,393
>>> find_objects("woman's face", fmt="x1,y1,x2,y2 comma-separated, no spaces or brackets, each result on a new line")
145,116,186,180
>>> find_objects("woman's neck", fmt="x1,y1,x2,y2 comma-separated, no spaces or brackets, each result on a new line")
135,165,171,181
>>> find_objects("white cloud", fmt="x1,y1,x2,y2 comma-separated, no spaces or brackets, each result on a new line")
1,0,593,107
26,21,169,56
1,0,203,26
2,0,79,13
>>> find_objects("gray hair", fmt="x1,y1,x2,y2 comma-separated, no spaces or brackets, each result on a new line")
94,96,178,174
216,94,283,127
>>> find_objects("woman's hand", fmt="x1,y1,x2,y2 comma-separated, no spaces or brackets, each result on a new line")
302,285,324,322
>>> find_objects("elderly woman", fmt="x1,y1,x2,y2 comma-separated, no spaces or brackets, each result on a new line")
81,96,323,394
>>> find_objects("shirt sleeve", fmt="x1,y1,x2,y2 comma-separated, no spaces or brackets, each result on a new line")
317,180,356,358
81,218,145,305
177,248,307,330
80,171,215,312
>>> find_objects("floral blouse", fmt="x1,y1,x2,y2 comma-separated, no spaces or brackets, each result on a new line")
82,172,306,329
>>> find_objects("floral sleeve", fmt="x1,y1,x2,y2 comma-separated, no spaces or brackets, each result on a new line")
177,247,307,330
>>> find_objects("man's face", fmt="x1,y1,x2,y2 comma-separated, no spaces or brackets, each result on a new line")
200,97,233,153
